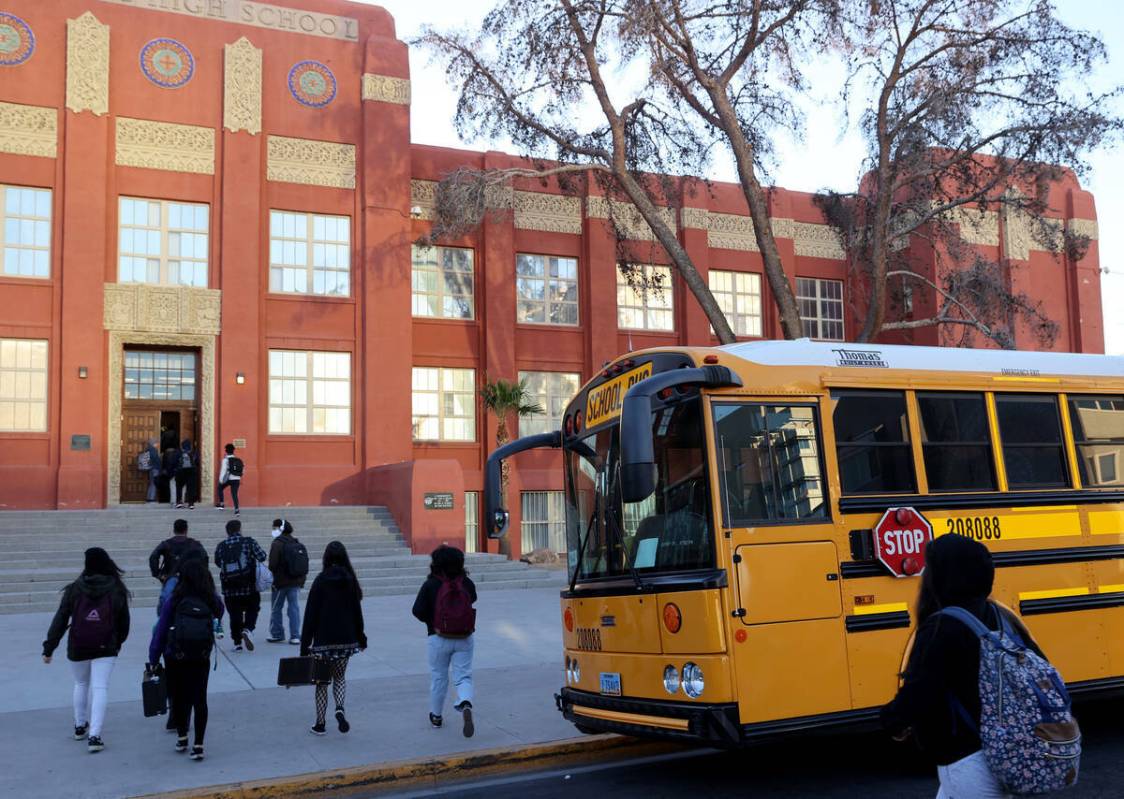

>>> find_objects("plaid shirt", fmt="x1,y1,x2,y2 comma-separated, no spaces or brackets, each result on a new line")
214,534,267,597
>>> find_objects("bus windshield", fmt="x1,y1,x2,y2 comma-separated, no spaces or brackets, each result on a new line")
564,396,714,581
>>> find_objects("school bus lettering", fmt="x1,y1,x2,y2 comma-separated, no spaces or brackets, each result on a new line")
585,362,653,428
881,528,929,556
946,516,1003,541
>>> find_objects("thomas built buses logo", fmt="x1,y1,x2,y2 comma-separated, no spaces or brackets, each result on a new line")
832,349,889,368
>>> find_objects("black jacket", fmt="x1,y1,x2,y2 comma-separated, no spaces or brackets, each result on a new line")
300,566,367,655
148,535,206,582
412,574,477,636
43,575,131,661
881,535,1045,766
269,534,307,589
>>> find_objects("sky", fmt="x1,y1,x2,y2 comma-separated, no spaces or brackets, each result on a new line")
365,0,1124,355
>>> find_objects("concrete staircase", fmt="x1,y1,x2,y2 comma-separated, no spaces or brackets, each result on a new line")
0,506,560,614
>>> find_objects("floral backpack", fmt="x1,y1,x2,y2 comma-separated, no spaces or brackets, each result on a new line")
940,605,1081,794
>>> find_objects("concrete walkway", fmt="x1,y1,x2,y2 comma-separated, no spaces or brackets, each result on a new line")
0,585,573,799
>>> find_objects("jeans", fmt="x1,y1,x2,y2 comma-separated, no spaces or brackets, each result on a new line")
427,634,474,717
146,470,159,502
936,751,1011,798
167,658,210,746
226,592,261,642
70,657,116,736
176,469,196,505
217,479,240,510
270,586,301,639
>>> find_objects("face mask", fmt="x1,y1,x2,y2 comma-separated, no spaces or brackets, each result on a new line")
271,527,282,539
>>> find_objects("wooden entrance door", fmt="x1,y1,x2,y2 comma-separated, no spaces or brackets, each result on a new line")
121,408,160,502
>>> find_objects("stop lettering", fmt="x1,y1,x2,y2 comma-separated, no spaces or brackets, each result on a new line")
874,507,934,578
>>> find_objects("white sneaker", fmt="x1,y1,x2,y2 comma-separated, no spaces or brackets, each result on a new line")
289,637,300,645
243,630,254,651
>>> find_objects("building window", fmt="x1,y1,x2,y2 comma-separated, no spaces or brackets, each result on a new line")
412,367,475,441
0,339,47,432
118,197,209,287
2,186,51,279
709,270,762,337
268,350,352,435
521,490,566,553
1069,395,1124,488
797,277,844,340
124,351,196,401
465,491,479,554
519,370,580,436
617,264,673,331
412,246,474,319
269,211,350,296
516,253,578,325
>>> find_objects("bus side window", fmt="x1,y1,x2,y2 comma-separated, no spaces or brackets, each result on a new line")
831,390,917,494
917,392,997,491
1068,395,1124,487
995,394,1070,489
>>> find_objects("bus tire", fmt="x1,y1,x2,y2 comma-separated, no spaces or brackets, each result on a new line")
574,723,600,735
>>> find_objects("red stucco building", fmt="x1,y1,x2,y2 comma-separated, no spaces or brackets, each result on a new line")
0,0,1104,557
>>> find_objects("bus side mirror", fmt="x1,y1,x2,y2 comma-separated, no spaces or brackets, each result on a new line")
620,391,657,503
483,431,562,539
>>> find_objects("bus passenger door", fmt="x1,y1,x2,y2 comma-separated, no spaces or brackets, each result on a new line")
732,542,852,723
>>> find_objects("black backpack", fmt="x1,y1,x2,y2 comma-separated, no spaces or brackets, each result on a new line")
162,537,204,581
171,596,214,660
218,539,254,588
228,457,244,477
283,538,309,579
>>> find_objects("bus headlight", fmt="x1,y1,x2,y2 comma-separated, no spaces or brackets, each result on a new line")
571,658,580,684
662,664,680,695
565,657,572,683
682,662,704,698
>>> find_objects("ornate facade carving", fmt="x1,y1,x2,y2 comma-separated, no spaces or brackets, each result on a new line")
1067,218,1098,241
362,74,411,105
410,180,436,220
707,211,759,251
1002,206,1032,261
103,283,222,336
586,197,676,241
267,135,356,189
0,101,57,158
514,191,582,234
224,38,262,135
106,331,215,507
792,221,846,260
66,12,110,116
949,207,999,246
115,117,216,174
680,207,709,230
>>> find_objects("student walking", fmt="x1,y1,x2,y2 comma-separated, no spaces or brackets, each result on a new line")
149,559,224,761
148,519,207,584
215,442,244,515
42,548,131,753
214,519,267,652
412,545,477,737
882,535,1061,799
161,444,180,507
141,438,160,504
268,519,308,644
175,440,198,509
301,541,367,735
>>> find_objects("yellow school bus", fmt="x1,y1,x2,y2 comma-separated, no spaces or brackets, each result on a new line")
483,340,1124,745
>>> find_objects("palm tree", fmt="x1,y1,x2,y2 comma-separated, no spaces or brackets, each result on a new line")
480,377,543,555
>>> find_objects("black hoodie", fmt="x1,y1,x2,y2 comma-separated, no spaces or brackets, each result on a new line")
299,565,367,656
43,574,131,661
881,534,1044,765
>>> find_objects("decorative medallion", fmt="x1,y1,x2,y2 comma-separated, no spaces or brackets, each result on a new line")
288,60,336,108
140,38,194,89
0,12,34,66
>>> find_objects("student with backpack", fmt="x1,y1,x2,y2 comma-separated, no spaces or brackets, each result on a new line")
148,558,224,761
175,439,198,510
882,534,1080,798
214,519,267,652
215,442,244,515
42,548,131,754
139,438,160,504
301,542,367,735
148,519,207,584
267,519,308,644
411,545,477,738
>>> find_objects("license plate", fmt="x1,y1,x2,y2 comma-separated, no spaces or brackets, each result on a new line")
599,672,622,696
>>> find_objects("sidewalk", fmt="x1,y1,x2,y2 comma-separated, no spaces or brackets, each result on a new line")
0,584,573,799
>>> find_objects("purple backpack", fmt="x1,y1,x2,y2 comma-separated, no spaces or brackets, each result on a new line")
70,592,115,653
433,576,476,637
941,605,1081,794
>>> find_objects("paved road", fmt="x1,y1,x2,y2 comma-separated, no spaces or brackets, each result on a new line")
387,699,1124,798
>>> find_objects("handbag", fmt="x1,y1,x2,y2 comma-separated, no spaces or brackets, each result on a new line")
256,560,273,592
142,664,168,717
277,656,331,688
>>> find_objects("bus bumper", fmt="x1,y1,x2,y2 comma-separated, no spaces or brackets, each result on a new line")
556,687,742,746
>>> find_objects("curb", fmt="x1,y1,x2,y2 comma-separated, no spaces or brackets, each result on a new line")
136,735,684,798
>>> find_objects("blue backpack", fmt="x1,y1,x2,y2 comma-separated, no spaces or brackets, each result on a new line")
940,605,1081,794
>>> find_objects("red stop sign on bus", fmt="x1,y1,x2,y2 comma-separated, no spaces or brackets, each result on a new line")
874,507,934,578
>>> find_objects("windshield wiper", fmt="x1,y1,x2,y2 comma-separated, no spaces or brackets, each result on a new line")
605,497,645,592
569,497,598,594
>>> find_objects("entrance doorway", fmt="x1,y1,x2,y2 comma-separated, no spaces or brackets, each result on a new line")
119,348,200,503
